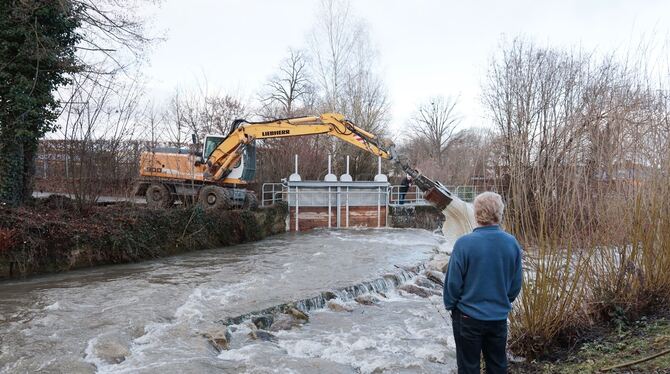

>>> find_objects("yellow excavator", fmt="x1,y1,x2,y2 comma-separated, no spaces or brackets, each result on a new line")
135,112,455,210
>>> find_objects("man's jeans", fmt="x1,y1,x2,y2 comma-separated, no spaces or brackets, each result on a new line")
451,308,508,374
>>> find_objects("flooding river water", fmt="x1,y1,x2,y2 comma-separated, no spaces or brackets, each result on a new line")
0,228,457,373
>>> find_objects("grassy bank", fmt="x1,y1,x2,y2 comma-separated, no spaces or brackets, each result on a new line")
0,196,287,279
511,312,670,373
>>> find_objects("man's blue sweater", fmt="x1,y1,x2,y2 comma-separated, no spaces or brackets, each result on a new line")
443,225,523,321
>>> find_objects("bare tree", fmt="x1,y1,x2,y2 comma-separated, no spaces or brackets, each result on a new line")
72,0,158,73
201,95,248,135
306,0,391,179
57,70,143,208
260,49,313,118
164,87,249,146
309,0,362,112
164,89,186,147
408,96,461,166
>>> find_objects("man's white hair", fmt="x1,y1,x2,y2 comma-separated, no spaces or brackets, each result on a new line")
473,191,504,225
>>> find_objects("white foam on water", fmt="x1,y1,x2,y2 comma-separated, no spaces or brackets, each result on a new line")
218,343,259,362
43,301,60,311
83,336,106,370
350,336,377,350
174,288,205,321
275,323,429,374
414,343,447,361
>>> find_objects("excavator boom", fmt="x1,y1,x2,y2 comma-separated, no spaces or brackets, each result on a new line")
206,113,393,181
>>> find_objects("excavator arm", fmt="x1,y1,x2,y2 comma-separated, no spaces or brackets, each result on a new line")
206,111,454,210
391,150,455,210
206,113,393,180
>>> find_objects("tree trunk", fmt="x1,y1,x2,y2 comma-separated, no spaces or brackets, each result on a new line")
0,130,25,206
21,137,39,203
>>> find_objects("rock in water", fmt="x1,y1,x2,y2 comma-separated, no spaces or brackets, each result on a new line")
427,254,450,273
252,315,274,330
286,306,309,322
248,330,277,342
94,341,129,364
355,294,380,306
202,327,232,352
395,264,420,273
322,291,338,300
398,284,439,298
269,312,307,331
414,276,439,290
425,270,445,286
327,300,353,312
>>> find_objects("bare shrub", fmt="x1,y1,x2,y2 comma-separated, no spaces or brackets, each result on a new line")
483,38,670,357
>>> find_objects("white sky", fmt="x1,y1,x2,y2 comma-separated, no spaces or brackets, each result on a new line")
140,0,670,134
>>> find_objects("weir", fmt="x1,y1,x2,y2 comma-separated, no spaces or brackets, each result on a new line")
282,155,391,231
219,264,424,326
286,180,390,231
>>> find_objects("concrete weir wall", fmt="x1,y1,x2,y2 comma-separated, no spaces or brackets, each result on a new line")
286,181,389,231
0,203,288,279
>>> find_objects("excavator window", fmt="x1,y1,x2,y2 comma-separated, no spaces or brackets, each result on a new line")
203,135,225,160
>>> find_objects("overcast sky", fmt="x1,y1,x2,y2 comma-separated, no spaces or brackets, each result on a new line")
140,0,670,134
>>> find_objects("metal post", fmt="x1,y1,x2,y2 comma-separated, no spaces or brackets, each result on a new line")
346,186,349,228
327,155,332,227
377,186,381,228
336,185,341,228
295,186,299,231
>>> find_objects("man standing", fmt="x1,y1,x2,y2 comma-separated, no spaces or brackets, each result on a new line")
443,192,523,373
399,175,412,204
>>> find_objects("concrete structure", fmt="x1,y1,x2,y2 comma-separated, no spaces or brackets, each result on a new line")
286,180,389,232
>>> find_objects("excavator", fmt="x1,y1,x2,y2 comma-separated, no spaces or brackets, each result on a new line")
135,112,455,211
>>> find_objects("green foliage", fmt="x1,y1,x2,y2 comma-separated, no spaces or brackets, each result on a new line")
0,0,81,205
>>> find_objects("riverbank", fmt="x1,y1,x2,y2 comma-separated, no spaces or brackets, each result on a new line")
511,311,670,373
0,195,287,279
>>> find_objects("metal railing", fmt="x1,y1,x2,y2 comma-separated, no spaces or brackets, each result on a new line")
389,185,429,206
388,185,481,205
261,182,286,206
264,182,485,209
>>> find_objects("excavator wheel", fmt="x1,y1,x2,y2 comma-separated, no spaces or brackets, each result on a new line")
198,185,232,210
145,183,174,208
242,192,259,210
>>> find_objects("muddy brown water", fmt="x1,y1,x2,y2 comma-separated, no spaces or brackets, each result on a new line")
0,228,458,373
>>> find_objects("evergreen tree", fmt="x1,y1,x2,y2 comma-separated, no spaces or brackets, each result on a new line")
0,0,80,205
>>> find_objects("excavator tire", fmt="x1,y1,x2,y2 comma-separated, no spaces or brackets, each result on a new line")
145,183,174,208
198,185,232,210
242,192,259,210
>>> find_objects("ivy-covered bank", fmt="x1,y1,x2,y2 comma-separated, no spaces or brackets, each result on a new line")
0,196,287,279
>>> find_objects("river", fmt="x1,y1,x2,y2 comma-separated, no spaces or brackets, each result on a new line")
0,228,457,373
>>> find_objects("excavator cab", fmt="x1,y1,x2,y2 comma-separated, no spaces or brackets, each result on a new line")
202,134,256,182
202,135,224,160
